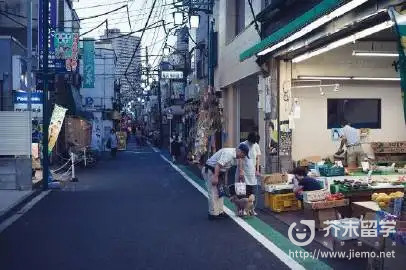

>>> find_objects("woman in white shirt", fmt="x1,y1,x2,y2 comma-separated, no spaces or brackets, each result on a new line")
238,132,261,214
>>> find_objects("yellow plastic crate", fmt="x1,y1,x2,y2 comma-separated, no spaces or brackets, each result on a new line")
266,193,302,212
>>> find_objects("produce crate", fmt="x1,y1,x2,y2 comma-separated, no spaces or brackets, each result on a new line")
319,165,345,177
266,193,302,212
338,184,372,194
304,199,350,210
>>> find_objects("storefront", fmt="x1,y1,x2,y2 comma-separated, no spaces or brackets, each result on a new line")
237,0,406,261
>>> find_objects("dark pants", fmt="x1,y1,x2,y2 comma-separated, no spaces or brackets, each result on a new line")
111,148,117,158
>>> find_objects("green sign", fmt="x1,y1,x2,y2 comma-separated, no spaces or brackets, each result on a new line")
83,39,95,88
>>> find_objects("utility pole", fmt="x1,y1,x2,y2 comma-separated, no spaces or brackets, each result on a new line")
42,0,49,190
26,0,32,113
26,0,33,162
157,70,163,148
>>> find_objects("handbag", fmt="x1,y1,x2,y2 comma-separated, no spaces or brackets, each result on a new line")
235,181,247,196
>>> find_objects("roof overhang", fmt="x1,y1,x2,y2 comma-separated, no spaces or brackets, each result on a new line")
241,0,403,62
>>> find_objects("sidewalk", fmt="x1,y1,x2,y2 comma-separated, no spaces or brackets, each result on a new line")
0,190,36,222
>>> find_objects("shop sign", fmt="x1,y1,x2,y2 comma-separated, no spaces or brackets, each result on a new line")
14,91,43,104
48,105,68,153
83,39,95,88
167,114,173,120
54,32,79,73
38,0,57,68
161,71,183,79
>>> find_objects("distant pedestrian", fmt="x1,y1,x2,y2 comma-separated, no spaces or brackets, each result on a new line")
108,129,119,158
171,135,181,162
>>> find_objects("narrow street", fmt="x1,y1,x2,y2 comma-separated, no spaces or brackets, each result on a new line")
0,142,289,270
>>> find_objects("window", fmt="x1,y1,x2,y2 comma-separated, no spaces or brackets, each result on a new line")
327,99,381,129
235,0,245,36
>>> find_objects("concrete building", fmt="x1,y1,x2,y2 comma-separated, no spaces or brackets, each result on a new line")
100,29,142,106
213,0,265,163
80,44,116,152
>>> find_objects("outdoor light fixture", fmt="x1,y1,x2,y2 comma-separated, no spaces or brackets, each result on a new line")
137,97,141,102
298,75,400,81
292,21,394,63
257,0,369,56
173,11,184,25
352,50,399,57
189,14,200,28
163,46,171,56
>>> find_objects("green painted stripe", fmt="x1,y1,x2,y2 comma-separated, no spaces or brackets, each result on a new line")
177,165,332,270
240,0,345,62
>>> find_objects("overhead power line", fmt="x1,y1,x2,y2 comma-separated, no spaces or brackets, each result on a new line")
0,5,127,22
125,0,158,86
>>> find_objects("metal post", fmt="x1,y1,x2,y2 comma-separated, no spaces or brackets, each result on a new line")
26,0,32,114
169,118,172,155
42,0,49,190
157,70,163,148
26,0,33,176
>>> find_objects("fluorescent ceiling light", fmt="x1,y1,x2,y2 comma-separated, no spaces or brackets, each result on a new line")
353,77,400,81
292,21,394,63
298,76,352,80
258,0,369,56
352,50,399,57
297,75,400,81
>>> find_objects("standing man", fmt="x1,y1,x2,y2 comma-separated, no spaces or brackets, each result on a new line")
202,144,249,220
337,120,366,168
109,129,119,158
238,132,262,215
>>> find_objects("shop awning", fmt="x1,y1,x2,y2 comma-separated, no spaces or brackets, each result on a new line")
240,0,345,62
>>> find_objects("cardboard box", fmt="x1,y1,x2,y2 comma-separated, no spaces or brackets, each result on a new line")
305,208,337,229
299,156,322,166
263,173,287,185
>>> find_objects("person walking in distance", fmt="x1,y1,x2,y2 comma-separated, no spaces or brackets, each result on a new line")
108,129,119,158
202,144,249,220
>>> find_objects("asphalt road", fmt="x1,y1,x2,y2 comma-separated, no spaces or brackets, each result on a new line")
0,142,289,270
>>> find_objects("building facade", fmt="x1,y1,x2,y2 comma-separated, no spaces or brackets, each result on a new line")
100,29,142,106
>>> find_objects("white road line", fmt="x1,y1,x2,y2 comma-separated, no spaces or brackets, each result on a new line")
0,190,51,234
160,154,305,270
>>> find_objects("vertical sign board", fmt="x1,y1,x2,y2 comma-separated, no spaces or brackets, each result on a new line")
38,0,57,68
54,32,79,73
48,105,68,153
83,39,95,88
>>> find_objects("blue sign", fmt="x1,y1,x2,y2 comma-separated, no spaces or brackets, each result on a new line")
85,97,94,106
38,0,57,68
14,91,43,104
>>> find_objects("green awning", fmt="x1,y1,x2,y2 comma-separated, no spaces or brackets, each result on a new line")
240,0,345,62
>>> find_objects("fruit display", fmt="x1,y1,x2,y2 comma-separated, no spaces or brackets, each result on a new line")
325,193,344,201
372,192,404,209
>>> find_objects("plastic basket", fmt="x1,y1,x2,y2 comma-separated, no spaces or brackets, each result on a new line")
266,193,302,212
319,165,345,177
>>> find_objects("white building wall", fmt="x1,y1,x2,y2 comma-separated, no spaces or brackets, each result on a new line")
214,0,261,89
80,47,115,111
283,42,406,160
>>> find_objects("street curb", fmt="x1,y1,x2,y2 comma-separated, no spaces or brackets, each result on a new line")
0,189,43,224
